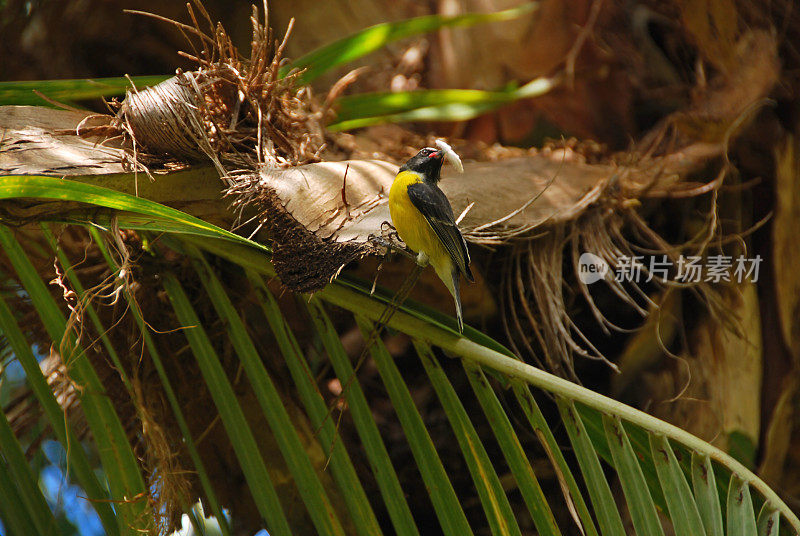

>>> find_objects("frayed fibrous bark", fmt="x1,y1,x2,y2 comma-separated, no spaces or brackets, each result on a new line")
500,196,725,381
228,172,375,292
115,2,325,173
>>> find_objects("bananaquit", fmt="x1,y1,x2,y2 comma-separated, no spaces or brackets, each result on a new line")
388,146,473,332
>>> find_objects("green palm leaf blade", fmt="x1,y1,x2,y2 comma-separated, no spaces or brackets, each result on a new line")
88,227,233,536
329,101,503,131
0,291,118,535
0,176,258,250
284,4,538,85
0,459,38,536
249,277,386,536
413,341,523,536
650,434,706,536
184,509,207,536
0,75,169,106
329,77,557,130
187,248,348,536
355,316,474,536
333,88,516,122
511,384,599,536
727,475,758,536
0,410,58,535
161,273,293,536
462,361,561,536
305,300,418,536
757,503,780,536
65,211,258,243
692,452,725,536
602,414,665,536
0,225,144,535
332,75,559,121
576,404,670,511
315,266,796,536
557,398,625,536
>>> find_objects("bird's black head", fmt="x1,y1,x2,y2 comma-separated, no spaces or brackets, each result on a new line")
399,147,444,182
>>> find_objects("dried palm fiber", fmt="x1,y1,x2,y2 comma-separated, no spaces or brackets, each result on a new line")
460,16,778,376
494,16,781,378
498,189,724,381
116,1,325,175
120,72,228,163
490,25,778,376
109,2,346,288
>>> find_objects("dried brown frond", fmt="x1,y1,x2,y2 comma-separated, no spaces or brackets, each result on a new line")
489,135,741,379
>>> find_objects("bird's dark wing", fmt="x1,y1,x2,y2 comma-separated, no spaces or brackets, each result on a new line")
407,181,473,281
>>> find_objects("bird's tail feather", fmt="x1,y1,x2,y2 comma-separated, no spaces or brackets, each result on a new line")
451,270,464,333
434,260,465,333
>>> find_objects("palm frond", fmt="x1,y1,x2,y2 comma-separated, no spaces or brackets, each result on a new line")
1,173,797,534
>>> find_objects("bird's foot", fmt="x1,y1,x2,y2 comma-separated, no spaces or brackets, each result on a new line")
368,233,416,260
379,221,402,242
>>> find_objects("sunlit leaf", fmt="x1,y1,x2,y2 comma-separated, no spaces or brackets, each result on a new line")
329,77,557,130
0,75,169,106
284,4,539,85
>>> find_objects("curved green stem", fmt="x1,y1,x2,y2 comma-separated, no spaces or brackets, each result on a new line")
316,280,800,532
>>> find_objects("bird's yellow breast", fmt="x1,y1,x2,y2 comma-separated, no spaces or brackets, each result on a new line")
388,170,450,269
